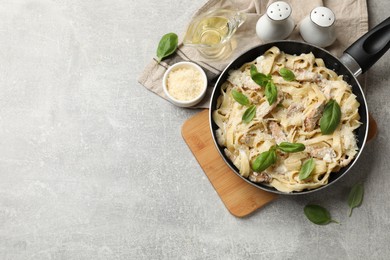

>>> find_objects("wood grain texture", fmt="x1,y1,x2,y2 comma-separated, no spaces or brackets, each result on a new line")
182,110,277,217
368,114,378,142
182,109,378,218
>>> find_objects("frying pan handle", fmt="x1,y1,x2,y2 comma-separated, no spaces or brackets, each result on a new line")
343,16,390,74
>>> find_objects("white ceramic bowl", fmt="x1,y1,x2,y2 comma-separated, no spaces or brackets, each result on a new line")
162,61,207,107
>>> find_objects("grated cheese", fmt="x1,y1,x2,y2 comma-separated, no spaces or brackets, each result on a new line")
166,67,204,101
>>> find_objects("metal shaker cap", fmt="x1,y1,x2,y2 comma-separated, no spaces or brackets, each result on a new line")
267,1,292,21
310,6,335,27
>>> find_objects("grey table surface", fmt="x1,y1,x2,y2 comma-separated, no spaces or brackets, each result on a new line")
1,0,389,259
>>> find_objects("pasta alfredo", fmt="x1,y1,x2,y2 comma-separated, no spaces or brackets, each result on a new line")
212,46,361,193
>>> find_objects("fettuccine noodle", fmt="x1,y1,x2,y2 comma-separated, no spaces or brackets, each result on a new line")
212,47,361,193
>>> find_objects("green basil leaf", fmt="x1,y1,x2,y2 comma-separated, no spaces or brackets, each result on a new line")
250,64,258,77
242,105,256,123
252,74,271,87
304,204,338,225
299,158,315,180
320,99,341,135
265,81,277,105
250,65,271,87
156,33,178,62
251,147,277,172
348,183,364,217
231,89,250,106
277,142,305,153
279,68,296,81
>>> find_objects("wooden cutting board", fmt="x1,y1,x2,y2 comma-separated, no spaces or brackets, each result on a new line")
182,110,277,217
182,109,377,218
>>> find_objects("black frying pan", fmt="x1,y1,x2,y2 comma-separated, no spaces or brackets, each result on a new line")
209,17,390,195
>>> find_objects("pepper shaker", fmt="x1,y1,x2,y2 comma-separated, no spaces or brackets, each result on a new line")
300,6,336,47
256,1,294,42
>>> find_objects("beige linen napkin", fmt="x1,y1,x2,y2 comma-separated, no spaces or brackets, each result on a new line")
138,0,368,108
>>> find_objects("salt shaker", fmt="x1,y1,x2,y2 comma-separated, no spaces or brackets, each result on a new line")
299,6,336,47
256,1,294,42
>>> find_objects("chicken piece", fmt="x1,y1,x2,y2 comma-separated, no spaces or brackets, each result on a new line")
227,70,261,91
249,172,272,183
287,103,304,117
308,147,336,163
239,133,256,147
269,121,287,144
256,92,283,119
304,102,324,131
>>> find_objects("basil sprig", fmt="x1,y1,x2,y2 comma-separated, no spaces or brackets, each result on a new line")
242,105,256,123
277,142,305,153
251,141,311,178
156,33,178,63
265,81,277,105
279,68,296,81
348,183,364,217
231,89,256,123
250,65,277,105
299,158,315,180
320,99,341,135
251,142,305,172
304,204,338,225
231,89,250,106
251,147,277,172
250,65,271,87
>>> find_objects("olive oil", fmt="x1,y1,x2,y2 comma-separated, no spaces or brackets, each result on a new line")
189,16,229,45
183,9,246,59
